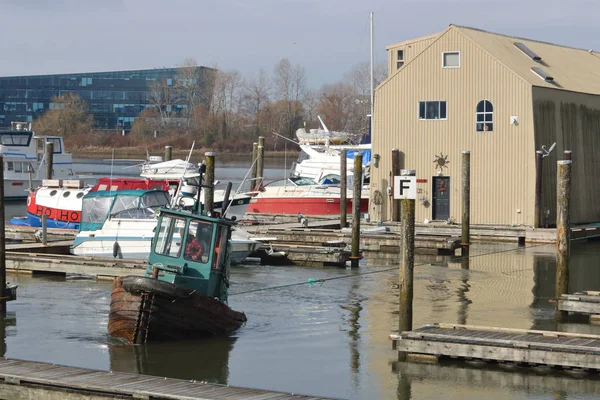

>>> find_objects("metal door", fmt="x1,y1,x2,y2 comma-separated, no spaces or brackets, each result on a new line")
432,177,450,221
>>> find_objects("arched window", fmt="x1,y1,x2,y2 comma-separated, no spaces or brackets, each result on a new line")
476,100,493,132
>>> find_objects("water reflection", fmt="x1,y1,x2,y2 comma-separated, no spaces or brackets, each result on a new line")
108,337,236,384
389,240,600,399
0,312,16,358
342,278,362,391
394,360,600,398
456,258,471,326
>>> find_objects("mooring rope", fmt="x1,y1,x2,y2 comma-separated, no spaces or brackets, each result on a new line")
229,241,554,296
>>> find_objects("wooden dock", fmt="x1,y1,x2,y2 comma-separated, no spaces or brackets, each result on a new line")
252,242,350,267
0,357,331,400
557,291,600,323
6,252,145,278
391,323,600,372
248,228,460,255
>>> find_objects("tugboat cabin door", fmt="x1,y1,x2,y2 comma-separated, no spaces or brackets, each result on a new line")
432,177,450,221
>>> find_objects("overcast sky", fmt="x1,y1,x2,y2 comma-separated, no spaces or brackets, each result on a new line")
1,0,599,88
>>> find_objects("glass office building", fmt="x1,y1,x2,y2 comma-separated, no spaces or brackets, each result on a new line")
0,67,213,129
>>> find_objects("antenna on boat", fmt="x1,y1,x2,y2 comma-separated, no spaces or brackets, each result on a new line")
221,182,232,219
370,11,374,139
171,141,195,208
317,116,330,132
272,131,300,146
109,149,115,195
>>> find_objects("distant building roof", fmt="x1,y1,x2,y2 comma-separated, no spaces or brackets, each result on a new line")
385,25,600,96
454,24,600,95
385,31,442,50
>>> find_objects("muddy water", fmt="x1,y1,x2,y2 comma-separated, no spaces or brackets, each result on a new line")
2,240,600,399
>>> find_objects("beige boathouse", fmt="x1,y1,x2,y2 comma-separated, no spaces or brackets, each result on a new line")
370,24,600,226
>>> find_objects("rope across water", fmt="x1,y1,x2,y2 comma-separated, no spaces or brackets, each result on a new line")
229,241,554,296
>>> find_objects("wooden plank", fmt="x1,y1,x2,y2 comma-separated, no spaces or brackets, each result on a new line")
402,331,600,353
432,323,600,340
0,358,330,399
396,337,600,369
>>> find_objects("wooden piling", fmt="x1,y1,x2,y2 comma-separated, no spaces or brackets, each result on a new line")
41,215,48,246
340,149,348,228
461,151,470,257
256,136,265,190
204,152,215,215
27,163,33,193
534,150,543,228
399,169,416,345
556,160,572,322
45,142,54,180
164,146,172,161
564,150,572,161
350,152,363,268
0,157,5,312
392,149,401,222
251,142,258,191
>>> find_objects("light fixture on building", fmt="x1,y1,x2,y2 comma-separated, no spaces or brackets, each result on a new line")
373,153,380,168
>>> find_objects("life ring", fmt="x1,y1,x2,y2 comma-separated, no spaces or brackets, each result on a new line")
122,276,196,300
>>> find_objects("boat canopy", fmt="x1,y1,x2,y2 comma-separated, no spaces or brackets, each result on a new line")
346,149,371,166
79,189,171,232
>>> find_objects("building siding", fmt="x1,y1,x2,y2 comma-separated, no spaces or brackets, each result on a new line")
533,87,600,224
372,27,535,225
387,37,439,77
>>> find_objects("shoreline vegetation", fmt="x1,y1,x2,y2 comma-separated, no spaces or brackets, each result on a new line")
72,146,298,160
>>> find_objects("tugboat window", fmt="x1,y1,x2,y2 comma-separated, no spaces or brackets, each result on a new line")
184,220,213,263
154,216,186,258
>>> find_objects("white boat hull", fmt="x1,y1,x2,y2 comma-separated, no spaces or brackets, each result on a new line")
72,219,261,264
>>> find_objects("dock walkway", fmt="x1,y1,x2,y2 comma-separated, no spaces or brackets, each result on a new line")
0,357,331,399
558,291,600,322
391,323,600,371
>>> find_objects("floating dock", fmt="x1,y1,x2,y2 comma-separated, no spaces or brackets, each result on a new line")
0,357,330,400
557,291,600,323
6,252,145,278
252,242,350,267
391,323,600,372
248,228,460,255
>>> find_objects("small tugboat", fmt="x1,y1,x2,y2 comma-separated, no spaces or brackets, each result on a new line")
107,183,247,344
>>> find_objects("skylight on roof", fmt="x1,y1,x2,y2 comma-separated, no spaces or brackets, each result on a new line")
531,67,554,82
515,42,542,62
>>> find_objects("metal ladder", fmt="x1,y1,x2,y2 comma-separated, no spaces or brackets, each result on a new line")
133,292,154,344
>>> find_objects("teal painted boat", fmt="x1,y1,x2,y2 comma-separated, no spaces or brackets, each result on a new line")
108,202,247,344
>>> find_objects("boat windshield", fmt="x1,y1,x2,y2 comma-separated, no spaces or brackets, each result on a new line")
154,215,186,258
81,196,113,225
0,132,32,146
290,177,317,186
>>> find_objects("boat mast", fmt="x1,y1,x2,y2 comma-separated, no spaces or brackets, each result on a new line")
370,11,374,136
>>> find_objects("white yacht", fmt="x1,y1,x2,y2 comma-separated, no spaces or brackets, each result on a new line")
1,122,77,199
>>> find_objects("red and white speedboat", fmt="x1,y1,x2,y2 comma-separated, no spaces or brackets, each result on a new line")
10,178,171,230
246,176,369,216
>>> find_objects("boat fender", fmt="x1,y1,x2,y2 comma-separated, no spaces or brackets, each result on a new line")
113,242,120,258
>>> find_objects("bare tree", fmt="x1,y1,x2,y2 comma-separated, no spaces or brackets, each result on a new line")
33,92,93,137
317,82,354,132
175,58,213,128
273,58,306,138
149,77,177,127
243,69,271,137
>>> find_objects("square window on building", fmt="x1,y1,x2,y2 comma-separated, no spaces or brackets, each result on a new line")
397,50,404,69
443,52,460,68
418,101,447,120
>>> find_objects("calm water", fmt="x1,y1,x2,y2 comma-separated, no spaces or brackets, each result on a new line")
3,159,600,399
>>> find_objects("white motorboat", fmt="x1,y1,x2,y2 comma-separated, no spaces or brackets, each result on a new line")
1,122,78,199
71,189,261,263
140,157,251,220
291,143,371,184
